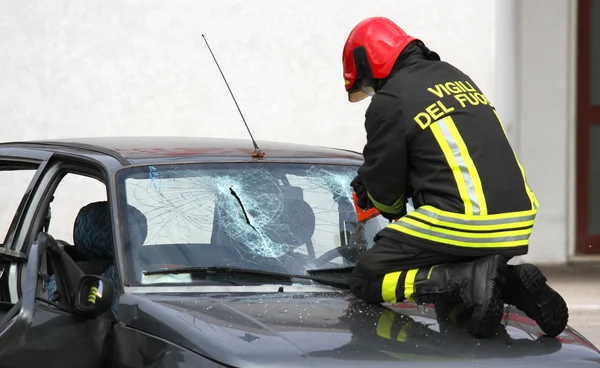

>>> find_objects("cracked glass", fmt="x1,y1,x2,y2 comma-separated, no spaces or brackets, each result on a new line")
116,162,393,286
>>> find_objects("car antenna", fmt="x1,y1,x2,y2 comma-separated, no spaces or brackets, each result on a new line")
202,34,265,159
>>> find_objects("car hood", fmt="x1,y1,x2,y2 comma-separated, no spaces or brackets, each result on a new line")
115,290,600,367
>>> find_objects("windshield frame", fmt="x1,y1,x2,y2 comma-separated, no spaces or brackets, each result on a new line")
111,158,380,292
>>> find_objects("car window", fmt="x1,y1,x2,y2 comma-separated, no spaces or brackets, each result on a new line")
47,173,107,244
116,162,391,286
0,167,39,245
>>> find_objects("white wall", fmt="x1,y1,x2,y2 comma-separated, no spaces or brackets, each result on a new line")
0,0,495,146
492,0,519,145
511,0,574,264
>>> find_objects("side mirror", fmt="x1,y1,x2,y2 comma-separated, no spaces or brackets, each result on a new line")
74,275,114,318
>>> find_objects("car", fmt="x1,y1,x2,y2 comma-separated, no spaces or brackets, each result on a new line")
0,136,596,368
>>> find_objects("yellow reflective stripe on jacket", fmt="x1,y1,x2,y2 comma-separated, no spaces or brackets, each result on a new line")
517,161,539,210
390,221,529,248
387,205,535,248
368,192,405,214
492,109,539,210
397,217,531,240
440,116,487,215
430,120,473,214
418,205,536,223
381,271,402,303
430,117,487,216
408,208,535,232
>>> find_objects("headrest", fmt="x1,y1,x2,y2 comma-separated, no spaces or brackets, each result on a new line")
73,201,148,260
124,204,149,248
266,194,316,246
73,201,113,260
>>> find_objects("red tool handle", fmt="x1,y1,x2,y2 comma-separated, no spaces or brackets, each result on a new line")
352,192,381,222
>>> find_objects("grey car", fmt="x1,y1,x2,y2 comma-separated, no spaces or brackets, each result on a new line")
0,136,596,367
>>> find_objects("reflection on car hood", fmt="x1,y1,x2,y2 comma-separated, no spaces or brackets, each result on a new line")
116,291,600,367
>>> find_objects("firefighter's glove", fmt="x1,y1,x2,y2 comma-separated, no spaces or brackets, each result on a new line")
350,175,373,210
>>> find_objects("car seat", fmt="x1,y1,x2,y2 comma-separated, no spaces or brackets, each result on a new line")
47,201,148,317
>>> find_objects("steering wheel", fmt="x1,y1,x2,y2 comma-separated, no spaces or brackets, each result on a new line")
315,247,343,264
312,246,356,269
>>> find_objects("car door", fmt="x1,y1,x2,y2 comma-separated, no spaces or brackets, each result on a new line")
0,231,115,368
0,153,114,368
0,240,114,368
0,150,54,303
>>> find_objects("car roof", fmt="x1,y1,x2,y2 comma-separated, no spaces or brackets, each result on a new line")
0,136,364,166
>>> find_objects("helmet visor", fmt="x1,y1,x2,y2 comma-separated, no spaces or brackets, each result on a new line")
347,80,375,103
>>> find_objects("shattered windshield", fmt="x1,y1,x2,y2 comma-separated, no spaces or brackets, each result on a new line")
116,162,389,286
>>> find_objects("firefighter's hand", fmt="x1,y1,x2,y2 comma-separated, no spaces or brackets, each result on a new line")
350,175,373,210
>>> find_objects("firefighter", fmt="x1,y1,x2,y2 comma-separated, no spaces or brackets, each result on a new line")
343,17,569,338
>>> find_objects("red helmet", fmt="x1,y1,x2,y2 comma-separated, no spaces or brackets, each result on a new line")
342,17,418,102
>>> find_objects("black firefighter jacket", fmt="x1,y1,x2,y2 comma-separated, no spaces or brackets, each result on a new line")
358,50,538,258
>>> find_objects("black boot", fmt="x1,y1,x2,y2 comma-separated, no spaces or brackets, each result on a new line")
411,255,508,338
349,255,508,338
503,263,568,337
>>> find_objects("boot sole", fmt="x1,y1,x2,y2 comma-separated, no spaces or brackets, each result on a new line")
469,256,508,338
513,264,569,337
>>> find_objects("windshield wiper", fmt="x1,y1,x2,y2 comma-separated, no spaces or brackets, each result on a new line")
306,266,355,275
143,266,350,289
229,186,257,231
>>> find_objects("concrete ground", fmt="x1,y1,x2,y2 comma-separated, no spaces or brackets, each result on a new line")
540,263,600,348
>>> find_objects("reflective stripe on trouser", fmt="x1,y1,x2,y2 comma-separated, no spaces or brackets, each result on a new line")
430,116,488,216
381,266,436,304
387,205,537,249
